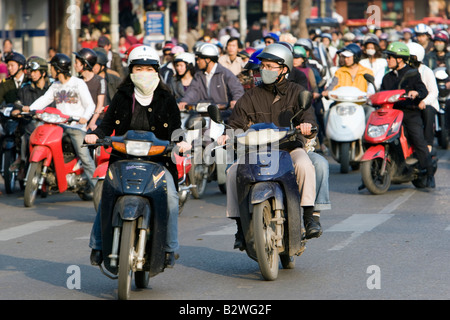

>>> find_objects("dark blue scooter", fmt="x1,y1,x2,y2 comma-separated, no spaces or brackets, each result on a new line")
208,91,315,281
86,130,174,300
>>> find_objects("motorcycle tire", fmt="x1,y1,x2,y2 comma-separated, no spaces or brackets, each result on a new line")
361,159,391,195
24,161,43,207
280,254,296,269
218,183,226,194
118,220,137,300
189,163,207,199
253,200,279,281
93,180,104,212
3,149,17,194
339,142,351,174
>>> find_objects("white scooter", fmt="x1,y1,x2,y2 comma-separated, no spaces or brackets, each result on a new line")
325,86,369,173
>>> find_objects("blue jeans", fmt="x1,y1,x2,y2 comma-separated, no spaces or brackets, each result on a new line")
308,151,331,211
89,169,179,253
63,127,96,188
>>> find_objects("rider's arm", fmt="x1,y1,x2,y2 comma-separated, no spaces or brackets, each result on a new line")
421,66,439,108
78,80,96,121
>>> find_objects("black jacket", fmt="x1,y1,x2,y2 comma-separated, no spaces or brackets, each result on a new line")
92,79,182,186
380,64,428,110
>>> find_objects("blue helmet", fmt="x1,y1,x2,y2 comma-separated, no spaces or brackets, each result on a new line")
264,32,279,43
244,48,263,70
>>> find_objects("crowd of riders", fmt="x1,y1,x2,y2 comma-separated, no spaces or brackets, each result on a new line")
0,20,449,260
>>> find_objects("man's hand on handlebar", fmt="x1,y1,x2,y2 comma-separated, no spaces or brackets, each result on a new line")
177,141,192,153
217,134,230,146
85,134,99,145
296,123,313,136
178,102,187,111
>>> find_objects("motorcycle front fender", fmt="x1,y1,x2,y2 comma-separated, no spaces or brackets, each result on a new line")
250,182,284,210
112,196,151,228
361,145,385,161
29,145,52,167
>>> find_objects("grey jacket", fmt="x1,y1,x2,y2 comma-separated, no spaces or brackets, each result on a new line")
180,63,244,105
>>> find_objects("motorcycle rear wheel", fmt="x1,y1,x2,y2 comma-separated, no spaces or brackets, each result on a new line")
24,161,42,207
361,159,391,195
118,220,137,300
189,163,207,199
253,200,279,281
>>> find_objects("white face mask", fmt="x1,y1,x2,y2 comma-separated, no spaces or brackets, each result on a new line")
366,49,376,56
260,69,280,85
130,72,160,96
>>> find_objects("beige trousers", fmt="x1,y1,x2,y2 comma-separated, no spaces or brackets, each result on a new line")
226,148,316,218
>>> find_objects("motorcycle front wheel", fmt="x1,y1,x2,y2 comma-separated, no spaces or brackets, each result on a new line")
361,158,391,195
93,180,104,212
3,149,17,194
253,200,279,281
118,220,137,300
24,161,43,207
437,113,448,149
189,163,207,199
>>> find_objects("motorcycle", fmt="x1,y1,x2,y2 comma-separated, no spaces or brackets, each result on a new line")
325,86,368,173
182,102,227,198
23,107,93,207
0,104,20,193
434,67,449,149
208,91,315,281
85,130,175,300
360,72,438,194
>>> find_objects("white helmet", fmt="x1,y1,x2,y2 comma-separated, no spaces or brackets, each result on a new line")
414,23,433,37
407,42,425,62
195,43,220,58
173,52,195,66
127,45,160,68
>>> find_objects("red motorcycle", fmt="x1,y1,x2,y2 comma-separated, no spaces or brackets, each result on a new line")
24,107,93,207
360,88,438,194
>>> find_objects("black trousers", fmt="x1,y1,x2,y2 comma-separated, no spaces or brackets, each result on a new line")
421,105,436,146
403,109,433,175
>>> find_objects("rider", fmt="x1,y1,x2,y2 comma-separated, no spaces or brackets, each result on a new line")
168,52,196,102
74,48,106,131
220,43,321,249
177,43,244,113
414,23,434,55
0,52,27,104
84,45,190,268
407,42,440,153
359,35,388,90
381,42,434,188
24,53,97,191
423,31,450,74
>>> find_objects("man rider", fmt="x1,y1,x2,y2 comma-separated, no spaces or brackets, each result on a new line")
0,52,27,104
219,43,321,250
177,43,244,114
381,42,434,188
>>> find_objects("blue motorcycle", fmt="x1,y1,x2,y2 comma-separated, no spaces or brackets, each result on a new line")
208,92,315,281
86,130,175,300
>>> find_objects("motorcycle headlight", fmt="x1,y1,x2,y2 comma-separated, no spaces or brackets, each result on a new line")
367,124,389,138
387,93,402,103
38,112,68,124
112,140,166,156
336,105,356,116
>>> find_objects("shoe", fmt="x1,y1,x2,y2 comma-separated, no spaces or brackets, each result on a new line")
164,252,179,268
426,175,436,189
9,159,24,172
233,232,246,251
304,215,323,239
90,249,103,266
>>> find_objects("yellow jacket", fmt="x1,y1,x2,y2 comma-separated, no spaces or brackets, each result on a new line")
333,64,374,92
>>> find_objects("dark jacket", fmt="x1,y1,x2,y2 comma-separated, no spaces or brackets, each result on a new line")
423,50,450,74
380,64,428,110
92,78,181,185
181,63,244,105
0,78,19,105
228,79,317,150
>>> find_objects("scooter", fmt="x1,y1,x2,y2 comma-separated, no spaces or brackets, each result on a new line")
208,91,315,281
325,86,369,173
0,104,20,193
182,102,227,198
23,107,92,207
360,72,438,194
434,67,449,149
86,130,175,300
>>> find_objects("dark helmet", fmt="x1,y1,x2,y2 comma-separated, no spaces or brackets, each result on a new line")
50,53,72,74
5,52,26,66
74,48,97,71
337,43,362,62
93,47,108,66
26,56,48,73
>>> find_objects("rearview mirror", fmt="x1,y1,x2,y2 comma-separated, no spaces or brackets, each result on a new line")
207,104,223,124
290,91,312,129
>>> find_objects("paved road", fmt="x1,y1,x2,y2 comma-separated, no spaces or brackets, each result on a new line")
1,150,450,301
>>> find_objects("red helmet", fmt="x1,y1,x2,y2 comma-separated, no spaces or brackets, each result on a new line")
434,31,449,43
